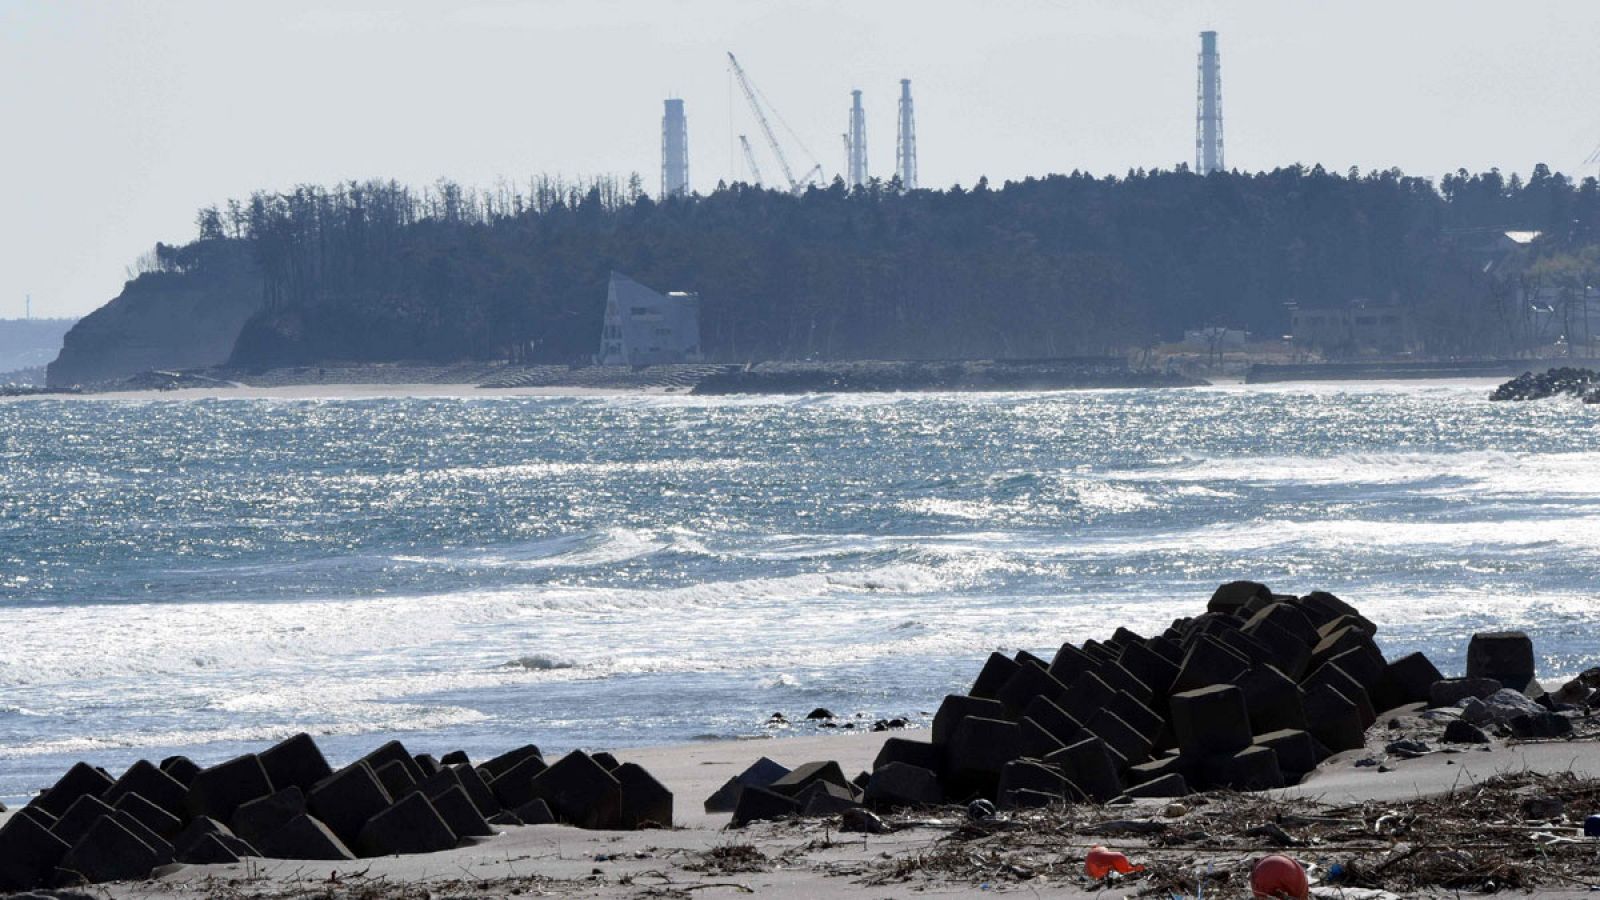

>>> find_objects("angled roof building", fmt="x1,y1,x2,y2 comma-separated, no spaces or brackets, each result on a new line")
598,272,703,366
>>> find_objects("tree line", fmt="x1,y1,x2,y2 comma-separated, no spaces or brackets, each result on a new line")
145,165,1600,366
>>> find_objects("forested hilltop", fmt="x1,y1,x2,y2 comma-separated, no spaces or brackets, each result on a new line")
136,166,1600,366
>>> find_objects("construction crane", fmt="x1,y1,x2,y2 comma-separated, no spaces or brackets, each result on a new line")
727,52,822,195
739,135,765,186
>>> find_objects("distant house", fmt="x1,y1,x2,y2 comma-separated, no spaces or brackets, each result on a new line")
1181,327,1249,351
1290,300,1413,354
597,272,703,366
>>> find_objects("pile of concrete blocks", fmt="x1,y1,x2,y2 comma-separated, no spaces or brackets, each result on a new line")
0,734,672,891
848,582,1448,811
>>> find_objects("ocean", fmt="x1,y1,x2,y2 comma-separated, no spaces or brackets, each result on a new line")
0,381,1596,802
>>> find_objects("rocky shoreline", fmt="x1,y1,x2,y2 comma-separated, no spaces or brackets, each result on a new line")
1490,366,1600,402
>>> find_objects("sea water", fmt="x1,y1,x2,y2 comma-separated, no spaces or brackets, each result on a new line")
0,381,1596,801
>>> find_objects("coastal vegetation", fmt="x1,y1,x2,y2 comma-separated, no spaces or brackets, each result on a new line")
125,166,1600,366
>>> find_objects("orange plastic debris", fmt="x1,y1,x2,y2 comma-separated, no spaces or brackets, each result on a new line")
1085,845,1145,878
1251,854,1310,899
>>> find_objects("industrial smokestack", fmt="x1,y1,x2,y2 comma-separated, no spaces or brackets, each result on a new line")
848,90,868,188
662,98,689,198
1196,31,1224,175
895,79,917,190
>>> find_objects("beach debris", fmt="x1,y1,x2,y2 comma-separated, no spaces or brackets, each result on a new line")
1251,853,1310,899
1585,814,1600,837
1084,845,1144,878
0,734,673,890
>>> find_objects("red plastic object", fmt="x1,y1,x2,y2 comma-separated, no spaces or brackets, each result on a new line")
1085,845,1145,878
1251,854,1310,899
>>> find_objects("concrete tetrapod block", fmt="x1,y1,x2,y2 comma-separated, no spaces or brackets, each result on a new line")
113,791,182,840
185,753,274,822
428,785,494,838
178,833,242,865
487,751,550,812
1309,626,1383,675
996,760,1072,808
996,660,1072,718
863,763,943,809
729,786,799,828
1208,580,1274,616
1242,602,1322,648
55,815,164,885
307,762,393,848
1172,636,1251,695
1374,651,1444,712
1303,662,1378,728
360,740,426,787
230,786,306,847
479,744,543,781
512,798,555,824
704,757,790,813
259,814,356,860
109,809,174,863
1085,709,1154,765
259,733,334,794
1201,745,1284,791
414,754,442,778
1048,642,1098,684
873,738,942,774
1058,671,1118,724
590,752,621,771
1323,645,1386,694
970,651,1022,700
1467,631,1539,694
1170,685,1253,756
1116,641,1180,698
615,762,674,829
448,764,501,817
1019,717,1068,760
35,762,114,819
797,781,860,817
1047,736,1122,803
946,716,1024,778
1128,754,1196,787
0,812,71,891
931,694,1007,745
1235,618,1312,682
105,760,188,820
1021,695,1084,747
771,761,850,797
50,795,116,847
1104,690,1166,742
1120,772,1190,799
160,756,201,786
1303,684,1367,753
171,816,241,861
1252,729,1322,780
1236,664,1308,734
372,760,418,799
355,791,457,857
1094,660,1154,704
440,750,472,767
528,751,624,830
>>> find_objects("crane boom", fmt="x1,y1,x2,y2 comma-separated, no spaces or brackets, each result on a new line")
727,52,803,194
739,135,765,186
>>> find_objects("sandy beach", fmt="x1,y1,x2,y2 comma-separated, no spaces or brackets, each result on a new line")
28,725,1592,899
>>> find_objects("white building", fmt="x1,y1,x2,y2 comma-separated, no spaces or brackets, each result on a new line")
598,272,703,366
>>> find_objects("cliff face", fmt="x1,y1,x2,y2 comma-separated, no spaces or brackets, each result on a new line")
47,243,262,387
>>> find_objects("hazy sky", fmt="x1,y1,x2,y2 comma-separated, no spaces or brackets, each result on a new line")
5,0,1600,318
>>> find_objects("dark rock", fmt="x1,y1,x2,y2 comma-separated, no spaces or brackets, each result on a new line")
258,733,333,794
55,816,163,884
113,791,182,840
259,814,356,860
306,762,393,847
427,785,494,838
614,762,673,829
35,763,114,819
185,754,273,822
1442,719,1490,744
805,707,834,720
703,757,789,813
355,792,456,856
159,756,201,786
1509,711,1574,739
930,694,1005,744
1201,746,1284,791
1170,685,1253,756
0,811,71,891
1302,683,1367,753
105,761,188,821
729,785,798,828
528,751,624,829
1430,677,1502,708
863,763,943,808
230,786,306,847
